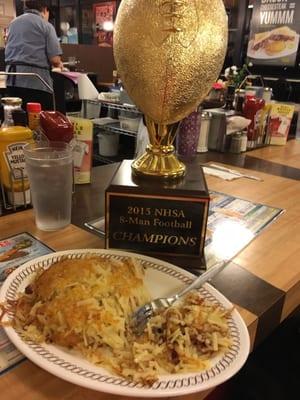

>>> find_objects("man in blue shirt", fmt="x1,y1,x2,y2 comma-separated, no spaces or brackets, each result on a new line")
5,0,63,110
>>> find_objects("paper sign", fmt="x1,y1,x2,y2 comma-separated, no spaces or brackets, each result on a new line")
268,103,295,145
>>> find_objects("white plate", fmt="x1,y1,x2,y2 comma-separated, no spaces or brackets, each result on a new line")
0,249,250,398
247,35,299,59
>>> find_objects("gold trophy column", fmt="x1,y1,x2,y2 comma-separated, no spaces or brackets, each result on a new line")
132,117,185,178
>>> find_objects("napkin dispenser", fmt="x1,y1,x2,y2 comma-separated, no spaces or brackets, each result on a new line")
207,109,234,152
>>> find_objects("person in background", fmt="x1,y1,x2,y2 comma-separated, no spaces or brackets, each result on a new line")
4,0,63,110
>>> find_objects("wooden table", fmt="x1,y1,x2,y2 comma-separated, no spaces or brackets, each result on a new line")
247,138,300,169
1,141,300,400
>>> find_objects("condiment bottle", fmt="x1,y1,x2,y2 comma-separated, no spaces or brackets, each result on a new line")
0,125,33,206
243,95,265,149
1,97,22,127
39,111,74,143
224,85,235,110
26,103,42,131
234,89,246,113
262,87,272,103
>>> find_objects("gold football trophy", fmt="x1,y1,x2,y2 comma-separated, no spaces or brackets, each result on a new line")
113,0,228,178
106,0,228,266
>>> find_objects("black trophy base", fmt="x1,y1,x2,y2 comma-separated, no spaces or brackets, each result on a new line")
105,160,210,273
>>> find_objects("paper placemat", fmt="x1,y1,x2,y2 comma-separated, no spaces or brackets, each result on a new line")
0,233,53,376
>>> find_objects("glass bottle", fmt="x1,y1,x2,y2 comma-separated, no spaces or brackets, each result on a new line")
243,95,265,149
234,89,246,113
0,125,33,206
224,85,235,110
1,97,22,127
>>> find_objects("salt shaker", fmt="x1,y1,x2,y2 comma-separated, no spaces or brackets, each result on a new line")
197,111,212,153
240,132,248,152
262,87,272,103
229,132,243,154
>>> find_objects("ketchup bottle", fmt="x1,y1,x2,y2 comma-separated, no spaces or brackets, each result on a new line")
39,111,74,143
243,95,265,149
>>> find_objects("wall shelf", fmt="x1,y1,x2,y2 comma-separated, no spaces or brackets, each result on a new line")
88,100,141,114
91,100,140,165
93,122,137,138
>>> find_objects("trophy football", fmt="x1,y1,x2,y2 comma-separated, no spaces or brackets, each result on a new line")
105,0,228,268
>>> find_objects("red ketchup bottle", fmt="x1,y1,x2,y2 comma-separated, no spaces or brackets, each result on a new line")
39,111,74,143
243,95,265,149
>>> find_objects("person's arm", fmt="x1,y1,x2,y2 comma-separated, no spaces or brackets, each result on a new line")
3,27,8,46
50,55,63,69
46,24,63,69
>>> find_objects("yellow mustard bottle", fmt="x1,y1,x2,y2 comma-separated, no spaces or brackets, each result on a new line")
0,126,33,206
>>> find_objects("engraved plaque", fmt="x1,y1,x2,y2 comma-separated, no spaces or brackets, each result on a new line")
105,161,209,260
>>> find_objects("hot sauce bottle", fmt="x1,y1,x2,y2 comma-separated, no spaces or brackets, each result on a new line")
26,103,42,131
243,95,265,149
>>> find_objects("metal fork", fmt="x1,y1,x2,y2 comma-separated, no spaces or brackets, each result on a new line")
131,260,228,335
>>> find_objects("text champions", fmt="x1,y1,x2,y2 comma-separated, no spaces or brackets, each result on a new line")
112,231,198,247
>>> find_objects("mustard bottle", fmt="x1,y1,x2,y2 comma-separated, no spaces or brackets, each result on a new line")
0,126,33,206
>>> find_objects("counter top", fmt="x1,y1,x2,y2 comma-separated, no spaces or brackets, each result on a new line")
1,140,300,399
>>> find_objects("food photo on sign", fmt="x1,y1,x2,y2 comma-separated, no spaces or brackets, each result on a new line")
247,0,300,66
93,1,116,47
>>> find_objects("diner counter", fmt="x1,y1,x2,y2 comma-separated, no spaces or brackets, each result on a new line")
1,140,300,400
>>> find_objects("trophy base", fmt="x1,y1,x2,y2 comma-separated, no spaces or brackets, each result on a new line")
105,160,210,271
131,145,185,179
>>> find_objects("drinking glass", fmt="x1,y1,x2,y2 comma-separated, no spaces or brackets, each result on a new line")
24,141,73,231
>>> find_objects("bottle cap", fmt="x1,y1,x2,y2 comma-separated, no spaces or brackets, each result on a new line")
26,103,42,113
1,97,22,106
245,89,256,97
201,111,212,119
39,111,74,142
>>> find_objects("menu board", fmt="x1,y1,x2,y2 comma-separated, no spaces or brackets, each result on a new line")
0,233,53,375
247,0,300,66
